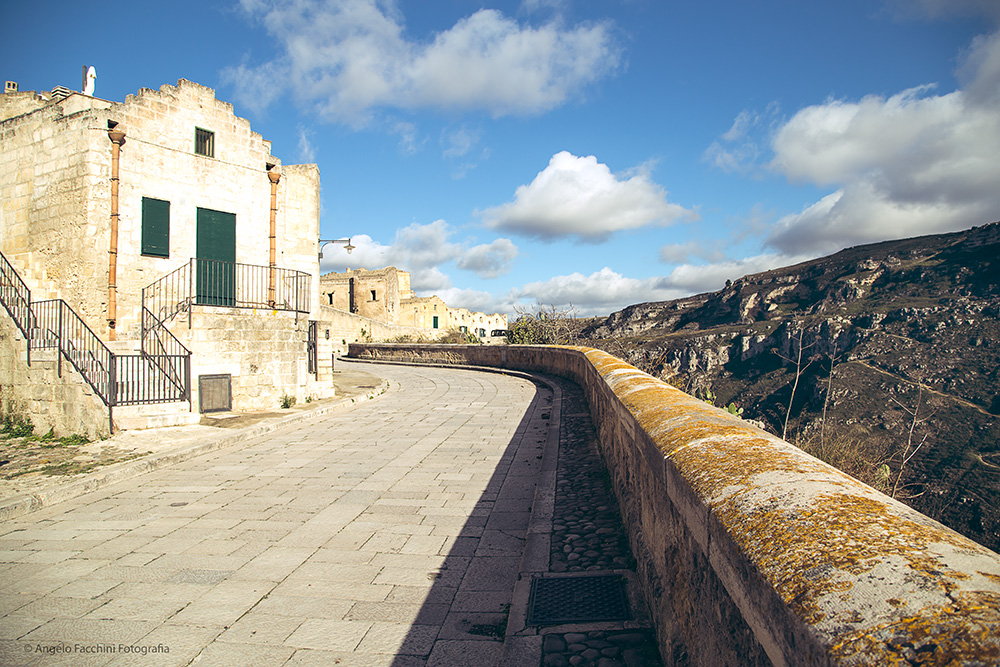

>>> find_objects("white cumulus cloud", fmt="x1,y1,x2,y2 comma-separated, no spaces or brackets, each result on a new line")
435,287,513,316
509,267,689,316
456,239,518,278
657,253,812,294
319,220,519,290
225,1,619,124
711,29,1000,256
481,151,698,242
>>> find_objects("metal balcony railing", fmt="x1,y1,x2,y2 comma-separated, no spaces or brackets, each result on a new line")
142,258,312,330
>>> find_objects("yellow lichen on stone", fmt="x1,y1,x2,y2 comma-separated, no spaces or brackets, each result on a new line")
831,590,1000,665
579,346,1000,662
713,491,978,624
980,571,1000,585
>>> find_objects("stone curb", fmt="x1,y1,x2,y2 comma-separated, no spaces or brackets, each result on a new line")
0,377,389,522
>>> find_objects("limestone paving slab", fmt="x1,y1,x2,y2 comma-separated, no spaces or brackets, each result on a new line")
1,360,556,665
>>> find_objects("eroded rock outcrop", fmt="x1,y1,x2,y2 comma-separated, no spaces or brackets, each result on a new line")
580,222,1000,551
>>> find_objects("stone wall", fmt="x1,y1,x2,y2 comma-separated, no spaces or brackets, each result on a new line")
278,163,321,319
0,93,112,322
319,267,408,322
0,313,110,439
1,80,320,339
348,343,1000,667
173,307,335,412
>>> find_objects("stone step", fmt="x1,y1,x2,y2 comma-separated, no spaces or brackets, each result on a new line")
113,401,200,431
105,339,140,355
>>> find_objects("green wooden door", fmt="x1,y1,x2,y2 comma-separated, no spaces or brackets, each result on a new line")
196,208,236,306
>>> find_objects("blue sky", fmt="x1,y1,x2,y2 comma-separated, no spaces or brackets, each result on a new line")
5,0,999,317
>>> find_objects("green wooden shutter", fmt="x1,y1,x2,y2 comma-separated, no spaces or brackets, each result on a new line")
196,208,236,264
196,207,237,306
141,197,170,257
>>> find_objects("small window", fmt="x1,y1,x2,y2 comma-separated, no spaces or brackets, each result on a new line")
370,290,377,301
195,127,214,157
141,197,170,257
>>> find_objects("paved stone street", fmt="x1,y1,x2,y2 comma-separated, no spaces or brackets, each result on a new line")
0,361,551,666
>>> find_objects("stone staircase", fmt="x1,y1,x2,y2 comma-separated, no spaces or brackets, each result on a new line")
2,251,198,432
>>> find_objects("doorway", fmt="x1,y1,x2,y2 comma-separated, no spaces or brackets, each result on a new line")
196,207,236,306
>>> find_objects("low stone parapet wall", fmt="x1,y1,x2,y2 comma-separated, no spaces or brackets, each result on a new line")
349,343,1000,666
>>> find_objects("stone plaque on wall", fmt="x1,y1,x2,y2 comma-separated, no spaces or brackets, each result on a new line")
199,374,232,413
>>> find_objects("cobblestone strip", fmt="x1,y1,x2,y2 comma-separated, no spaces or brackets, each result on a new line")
539,381,662,667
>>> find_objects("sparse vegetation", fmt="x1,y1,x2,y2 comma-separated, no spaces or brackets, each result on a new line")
696,387,744,418
280,394,296,409
0,420,116,481
796,430,892,493
774,326,814,441
886,386,933,500
505,304,582,345
1,412,34,439
385,333,427,343
437,329,482,344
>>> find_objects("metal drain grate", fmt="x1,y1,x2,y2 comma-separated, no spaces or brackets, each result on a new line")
527,575,630,625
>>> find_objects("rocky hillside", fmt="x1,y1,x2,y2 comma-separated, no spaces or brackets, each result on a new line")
579,222,1000,552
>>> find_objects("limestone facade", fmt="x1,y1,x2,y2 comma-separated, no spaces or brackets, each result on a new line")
399,296,507,338
0,80,331,427
320,266,414,323
1,79,320,336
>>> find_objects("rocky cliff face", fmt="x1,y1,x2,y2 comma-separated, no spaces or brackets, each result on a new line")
580,222,1000,551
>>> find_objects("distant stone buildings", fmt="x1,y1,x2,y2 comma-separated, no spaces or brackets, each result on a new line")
320,267,507,339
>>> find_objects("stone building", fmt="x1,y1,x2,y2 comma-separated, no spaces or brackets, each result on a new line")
1,79,334,434
320,266,414,323
399,296,507,338
320,267,507,340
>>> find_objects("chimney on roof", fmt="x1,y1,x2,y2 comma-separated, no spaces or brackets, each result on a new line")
50,86,73,101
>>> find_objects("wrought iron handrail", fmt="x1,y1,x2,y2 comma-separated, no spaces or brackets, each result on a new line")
0,252,193,432
142,260,192,330
142,258,312,331
141,306,190,398
0,252,33,361
32,299,115,406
